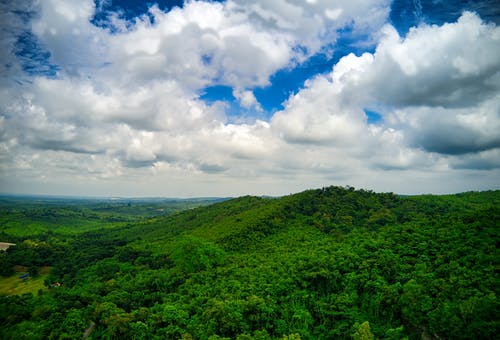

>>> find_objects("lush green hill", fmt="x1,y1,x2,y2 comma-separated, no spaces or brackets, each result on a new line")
0,187,498,339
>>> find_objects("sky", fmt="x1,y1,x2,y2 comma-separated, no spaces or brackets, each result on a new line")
0,0,499,197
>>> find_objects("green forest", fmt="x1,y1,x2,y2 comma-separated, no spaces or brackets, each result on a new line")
0,187,498,339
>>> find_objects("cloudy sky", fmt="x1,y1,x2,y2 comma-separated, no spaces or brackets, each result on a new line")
1,0,499,197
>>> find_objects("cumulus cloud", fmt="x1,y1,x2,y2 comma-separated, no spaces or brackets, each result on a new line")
0,1,498,196
372,12,500,156
272,11,500,162
271,52,374,145
388,100,500,155
319,11,500,110
368,12,500,108
25,0,391,90
232,89,262,110
449,149,500,170
31,0,108,76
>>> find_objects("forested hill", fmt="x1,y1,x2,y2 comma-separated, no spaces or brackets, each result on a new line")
1,187,499,339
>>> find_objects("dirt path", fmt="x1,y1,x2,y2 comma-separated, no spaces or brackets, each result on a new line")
83,321,96,339
0,242,15,251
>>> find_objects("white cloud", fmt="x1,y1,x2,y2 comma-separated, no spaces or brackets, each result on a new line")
232,89,262,110
369,12,500,108
271,51,376,146
230,0,390,48
272,12,500,155
271,78,368,146
387,99,500,155
0,2,499,196
26,0,390,90
32,0,108,75
449,148,500,170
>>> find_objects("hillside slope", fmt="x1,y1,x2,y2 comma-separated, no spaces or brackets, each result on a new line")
1,186,498,339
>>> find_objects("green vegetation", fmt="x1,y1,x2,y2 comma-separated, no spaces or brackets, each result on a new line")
0,187,498,339
0,267,50,296
0,195,224,238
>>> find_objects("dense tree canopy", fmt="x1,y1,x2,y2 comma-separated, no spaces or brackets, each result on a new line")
0,187,498,339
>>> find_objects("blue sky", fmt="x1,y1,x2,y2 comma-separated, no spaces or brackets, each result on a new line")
1,0,499,197
15,0,500,113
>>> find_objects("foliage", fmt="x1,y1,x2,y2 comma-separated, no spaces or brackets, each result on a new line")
0,187,498,339
171,236,226,274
